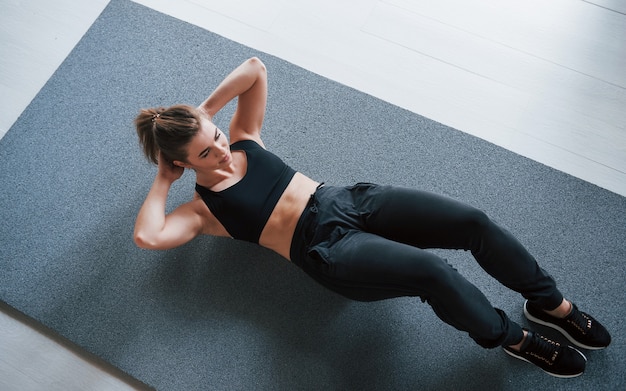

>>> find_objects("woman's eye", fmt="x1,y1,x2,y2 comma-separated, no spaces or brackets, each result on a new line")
214,127,220,141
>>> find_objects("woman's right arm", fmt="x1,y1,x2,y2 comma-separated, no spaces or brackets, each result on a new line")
134,157,204,250
198,57,267,144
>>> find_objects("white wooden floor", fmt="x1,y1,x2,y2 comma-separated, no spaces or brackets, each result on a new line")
1,0,624,389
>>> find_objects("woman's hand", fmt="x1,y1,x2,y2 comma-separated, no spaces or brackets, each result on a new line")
157,153,184,183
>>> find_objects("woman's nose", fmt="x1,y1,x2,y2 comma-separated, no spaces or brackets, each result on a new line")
215,144,228,157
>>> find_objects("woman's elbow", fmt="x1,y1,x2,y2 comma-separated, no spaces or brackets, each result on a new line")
133,231,159,250
248,56,266,74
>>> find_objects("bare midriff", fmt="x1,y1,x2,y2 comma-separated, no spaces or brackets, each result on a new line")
258,172,320,260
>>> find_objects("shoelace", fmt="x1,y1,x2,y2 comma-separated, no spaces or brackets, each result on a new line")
526,334,561,365
565,308,592,336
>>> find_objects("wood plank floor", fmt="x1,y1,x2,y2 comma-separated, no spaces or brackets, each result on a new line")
0,302,150,390
1,0,624,389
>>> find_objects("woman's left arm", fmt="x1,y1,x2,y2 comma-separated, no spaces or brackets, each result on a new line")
198,57,267,143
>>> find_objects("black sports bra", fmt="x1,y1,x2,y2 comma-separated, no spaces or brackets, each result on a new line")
195,140,296,243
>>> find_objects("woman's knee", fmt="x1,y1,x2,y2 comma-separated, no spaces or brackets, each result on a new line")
420,258,463,290
462,208,499,250
463,207,492,231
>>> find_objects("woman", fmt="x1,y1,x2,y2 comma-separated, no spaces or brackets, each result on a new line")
134,57,610,378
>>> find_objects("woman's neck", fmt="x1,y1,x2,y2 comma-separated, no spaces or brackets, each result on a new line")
195,152,245,191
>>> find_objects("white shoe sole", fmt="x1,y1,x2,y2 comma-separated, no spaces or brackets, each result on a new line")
523,301,605,350
503,346,586,378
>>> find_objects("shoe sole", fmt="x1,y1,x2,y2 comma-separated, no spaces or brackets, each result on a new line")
503,347,586,379
523,301,606,351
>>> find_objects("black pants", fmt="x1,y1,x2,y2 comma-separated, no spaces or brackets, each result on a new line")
290,183,564,348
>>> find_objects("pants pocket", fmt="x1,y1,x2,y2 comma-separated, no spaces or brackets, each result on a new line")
307,247,333,275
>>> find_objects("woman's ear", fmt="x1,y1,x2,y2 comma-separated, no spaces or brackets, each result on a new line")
172,160,190,169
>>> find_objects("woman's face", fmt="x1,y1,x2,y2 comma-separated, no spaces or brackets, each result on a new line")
177,116,231,171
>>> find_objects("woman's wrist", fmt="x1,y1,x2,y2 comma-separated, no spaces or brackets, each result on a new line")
154,172,177,188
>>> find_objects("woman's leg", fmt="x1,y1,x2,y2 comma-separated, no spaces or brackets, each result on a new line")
304,229,523,347
298,184,597,375
353,184,563,311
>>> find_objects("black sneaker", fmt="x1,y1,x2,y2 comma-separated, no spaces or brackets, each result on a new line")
503,330,586,378
524,300,611,350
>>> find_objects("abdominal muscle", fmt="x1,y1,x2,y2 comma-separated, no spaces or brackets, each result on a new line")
258,172,320,260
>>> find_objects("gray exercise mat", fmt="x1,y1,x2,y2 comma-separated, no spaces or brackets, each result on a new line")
1,0,624,389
